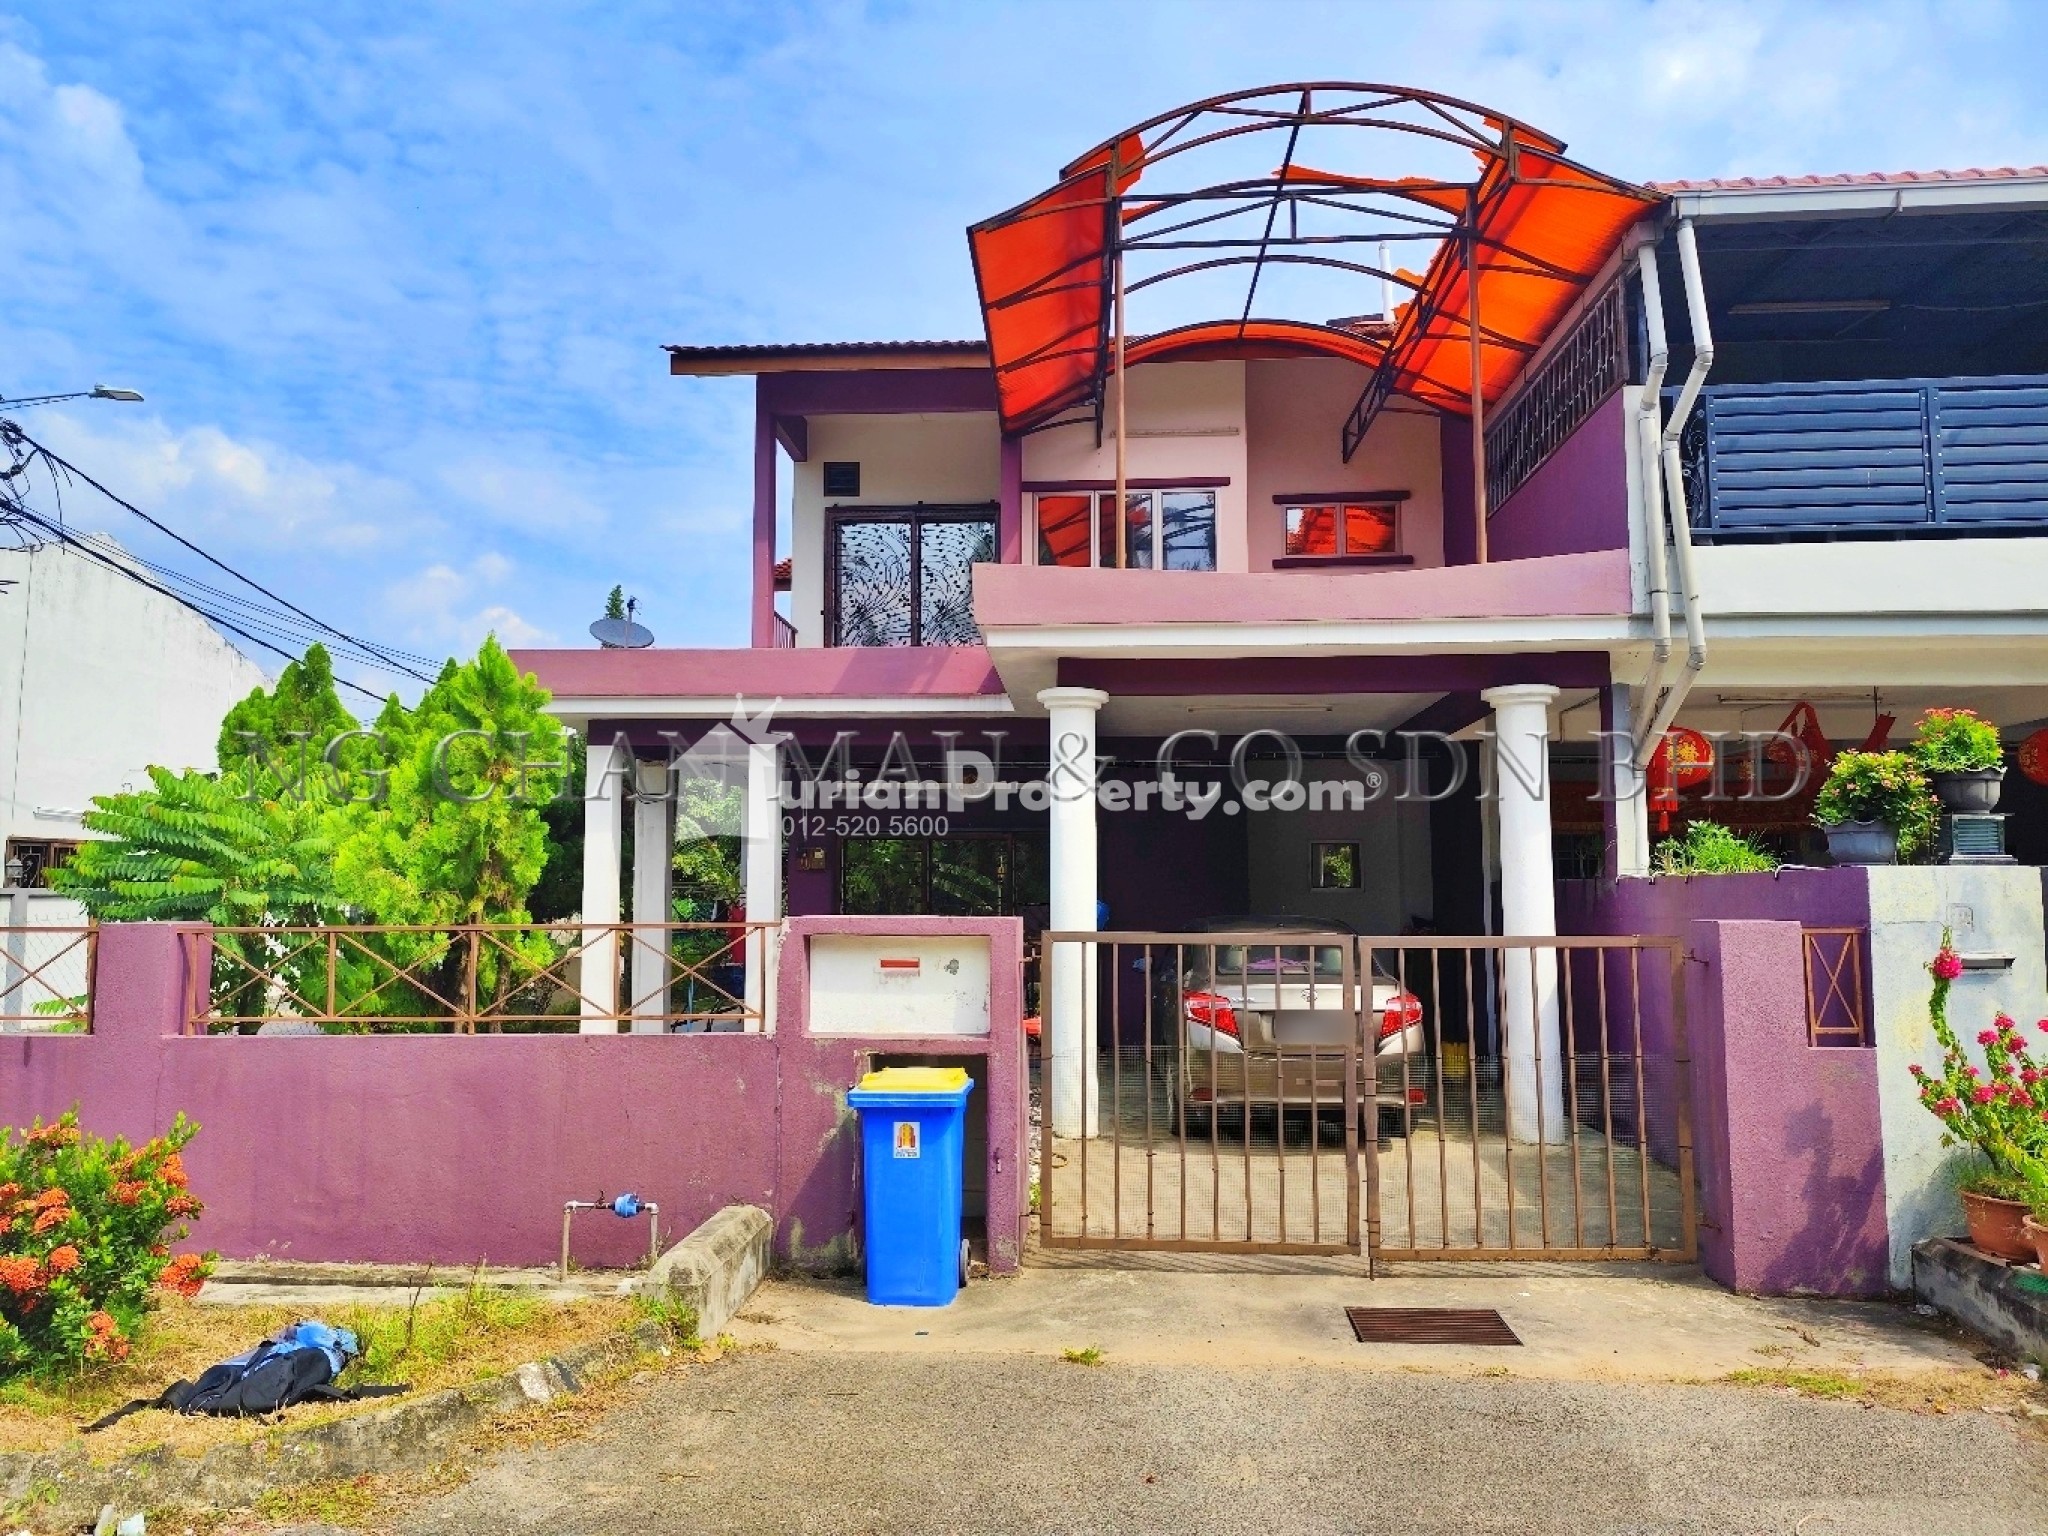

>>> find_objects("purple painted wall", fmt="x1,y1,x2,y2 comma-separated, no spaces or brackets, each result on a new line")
1685,919,1890,1296
1441,415,1476,567
1486,393,1631,562
0,918,1028,1276
1559,872,1887,1295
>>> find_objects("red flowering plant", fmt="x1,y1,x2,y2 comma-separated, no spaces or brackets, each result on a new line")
0,1110,213,1378
1907,932,2048,1207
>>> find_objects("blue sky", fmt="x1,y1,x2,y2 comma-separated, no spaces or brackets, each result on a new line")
1,0,2041,695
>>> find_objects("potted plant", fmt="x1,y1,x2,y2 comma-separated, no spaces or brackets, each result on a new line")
1813,750,1938,865
1909,935,2048,1262
1911,707,2007,814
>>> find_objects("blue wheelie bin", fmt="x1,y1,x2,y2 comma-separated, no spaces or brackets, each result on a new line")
846,1066,975,1306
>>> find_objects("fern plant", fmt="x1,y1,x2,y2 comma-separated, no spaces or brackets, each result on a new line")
49,767,344,1018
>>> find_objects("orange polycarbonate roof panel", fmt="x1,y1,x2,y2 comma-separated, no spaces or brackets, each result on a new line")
1123,319,1387,370
968,87,1660,433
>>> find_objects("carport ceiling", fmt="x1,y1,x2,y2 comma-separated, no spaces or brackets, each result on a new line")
1098,691,1441,739
1655,209,2048,383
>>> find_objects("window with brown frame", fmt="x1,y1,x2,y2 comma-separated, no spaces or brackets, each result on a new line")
3,839,79,889
1282,501,1400,561
1033,490,1216,570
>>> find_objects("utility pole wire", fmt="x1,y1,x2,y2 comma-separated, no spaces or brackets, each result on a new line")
0,422,436,684
0,498,394,704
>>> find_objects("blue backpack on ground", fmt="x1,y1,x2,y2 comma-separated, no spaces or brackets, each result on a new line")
84,1319,406,1431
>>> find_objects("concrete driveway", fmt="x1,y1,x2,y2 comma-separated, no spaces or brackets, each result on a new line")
382,1269,2048,1536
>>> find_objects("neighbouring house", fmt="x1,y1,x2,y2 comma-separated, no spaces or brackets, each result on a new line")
0,530,269,888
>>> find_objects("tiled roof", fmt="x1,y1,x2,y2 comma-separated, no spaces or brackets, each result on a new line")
1651,166,2048,192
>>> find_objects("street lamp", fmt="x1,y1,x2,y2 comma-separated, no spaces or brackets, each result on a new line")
0,385,146,409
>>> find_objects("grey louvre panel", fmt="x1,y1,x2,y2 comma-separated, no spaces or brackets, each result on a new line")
1936,381,2048,522
1682,372,2048,537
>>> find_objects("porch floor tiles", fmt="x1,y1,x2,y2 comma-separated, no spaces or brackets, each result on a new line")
1040,1067,1687,1257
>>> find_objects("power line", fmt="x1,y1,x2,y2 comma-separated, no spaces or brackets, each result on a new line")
0,421,436,684
0,499,395,704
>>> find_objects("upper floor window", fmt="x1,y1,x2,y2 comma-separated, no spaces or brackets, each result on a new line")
1034,490,1217,570
829,504,996,647
1280,500,1400,561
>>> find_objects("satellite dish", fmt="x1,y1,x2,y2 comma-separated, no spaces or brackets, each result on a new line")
589,595,654,649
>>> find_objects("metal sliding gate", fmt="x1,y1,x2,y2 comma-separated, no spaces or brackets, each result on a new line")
1037,932,1695,1263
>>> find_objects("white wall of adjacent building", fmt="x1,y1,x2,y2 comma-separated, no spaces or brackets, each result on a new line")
0,535,269,871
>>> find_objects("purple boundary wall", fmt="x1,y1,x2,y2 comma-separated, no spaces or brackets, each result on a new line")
1686,920,1890,1296
1560,872,1888,1294
0,918,1027,1276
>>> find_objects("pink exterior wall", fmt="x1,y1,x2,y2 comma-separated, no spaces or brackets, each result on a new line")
512,645,1006,706
1486,392,1631,562
1245,357,1445,571
0,918,1028,1275
973,547,1632,629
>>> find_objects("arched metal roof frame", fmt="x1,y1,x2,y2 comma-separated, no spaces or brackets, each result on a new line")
967,83,1664,531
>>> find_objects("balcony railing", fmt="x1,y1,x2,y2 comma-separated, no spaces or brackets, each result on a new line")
1677,371,2048,539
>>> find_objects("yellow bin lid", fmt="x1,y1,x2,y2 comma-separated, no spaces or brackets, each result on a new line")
856,1066,970,1094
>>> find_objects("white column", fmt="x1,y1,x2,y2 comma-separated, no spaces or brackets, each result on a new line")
1606,682,1652,879
579,738,626,1033
741,740,783,1030
1482,684,1567,1144
1038,686,1107,1137
629,759,674,1033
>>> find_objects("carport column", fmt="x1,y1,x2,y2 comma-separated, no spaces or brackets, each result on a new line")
742,739,783,1029
1481,684,1568,1144
1039,686,1107,1138
580,737,627,1033
629,759,675,1033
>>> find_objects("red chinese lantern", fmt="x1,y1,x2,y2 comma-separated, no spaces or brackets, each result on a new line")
2020,729,2048,787
1648,727,1714,832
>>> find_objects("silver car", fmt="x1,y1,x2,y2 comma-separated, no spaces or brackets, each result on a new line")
1164,919,1429,1136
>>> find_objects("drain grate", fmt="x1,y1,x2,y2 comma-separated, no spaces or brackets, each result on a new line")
1345,1307,1521,1346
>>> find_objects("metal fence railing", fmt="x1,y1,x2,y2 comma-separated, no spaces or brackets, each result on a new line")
181,922,777,1035
0,925,95,1033
1036,931,1695,1264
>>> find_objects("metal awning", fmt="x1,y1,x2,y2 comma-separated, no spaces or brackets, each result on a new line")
967,83,1662,460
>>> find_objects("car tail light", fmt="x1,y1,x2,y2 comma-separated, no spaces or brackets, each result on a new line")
1184,991,1239,1039
1379,992,1423,1041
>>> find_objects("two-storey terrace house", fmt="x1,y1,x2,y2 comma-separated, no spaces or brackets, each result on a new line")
514,89,2048,1250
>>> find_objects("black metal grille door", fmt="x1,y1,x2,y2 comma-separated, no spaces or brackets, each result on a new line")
831,519,912,646
829,506,996,646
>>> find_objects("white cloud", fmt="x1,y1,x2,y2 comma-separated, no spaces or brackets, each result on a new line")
23,410,415,552
383,553,553,653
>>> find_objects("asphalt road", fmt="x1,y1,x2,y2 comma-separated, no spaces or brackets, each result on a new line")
391,1349,2048,1535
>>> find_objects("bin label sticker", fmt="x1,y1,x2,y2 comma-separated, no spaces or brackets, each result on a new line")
893,1120,921,1159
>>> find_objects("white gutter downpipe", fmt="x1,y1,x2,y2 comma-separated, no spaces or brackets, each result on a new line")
1634,218,1715,767
1631,241,1673,742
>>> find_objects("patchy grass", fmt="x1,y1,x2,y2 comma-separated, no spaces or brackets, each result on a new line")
253,1473,386,1528
1722,1362,2048,1427
0,1285,638,1459
1725,1366,1863,1399
630,1291,701,1345
1061,1345,1104,1367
